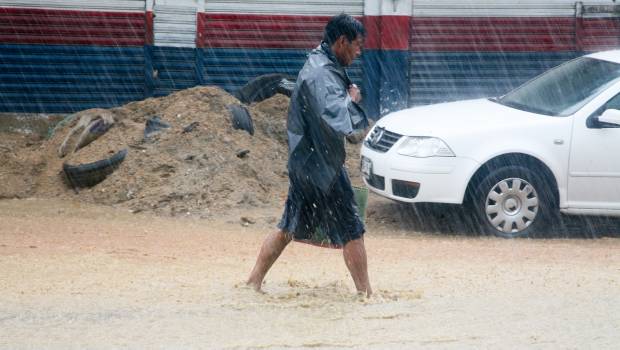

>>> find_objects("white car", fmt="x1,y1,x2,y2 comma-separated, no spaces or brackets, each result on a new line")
361,50,620,238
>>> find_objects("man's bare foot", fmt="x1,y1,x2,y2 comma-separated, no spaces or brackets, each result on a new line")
357,289,372,298
246,279,264,293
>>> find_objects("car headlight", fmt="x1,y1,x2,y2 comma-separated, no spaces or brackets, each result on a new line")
396,137,455,157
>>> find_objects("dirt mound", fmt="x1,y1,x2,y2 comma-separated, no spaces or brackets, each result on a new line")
0,133,46,199
0,86,364,218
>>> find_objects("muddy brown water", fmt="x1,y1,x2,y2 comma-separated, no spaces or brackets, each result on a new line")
1,198,618,349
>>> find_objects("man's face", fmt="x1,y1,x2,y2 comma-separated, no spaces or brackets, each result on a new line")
333,35,363,67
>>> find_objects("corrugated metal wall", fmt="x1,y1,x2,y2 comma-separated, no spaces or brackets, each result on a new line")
409,51,578,105
199,14,330,49
198,1,364,96
0,2,147,112
0,44,145,112
408,1,580,106
150,0,199,97
578,3,620,51
151,46,198,97
0,7,146,46
201,48,308,92
410,17,576,52
2,0,620,113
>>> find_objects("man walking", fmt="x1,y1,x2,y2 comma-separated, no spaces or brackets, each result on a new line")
247,14,371,297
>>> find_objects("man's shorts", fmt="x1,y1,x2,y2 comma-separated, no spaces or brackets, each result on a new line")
277,167,365,247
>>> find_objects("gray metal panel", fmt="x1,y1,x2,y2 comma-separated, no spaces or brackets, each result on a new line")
204,0,364,16
153,0,197,47
412,0,576,17
0,0,145,11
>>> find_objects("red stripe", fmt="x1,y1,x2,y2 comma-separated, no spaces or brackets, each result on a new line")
411,17,576,52
198,13,366,49
380,16,410,50
2,7,616,53
363,16,410,50
202,21,327,31
0,7,144,18
410,43,575,52
145,11,154,45
0,7,146,46
581,18,620,30
203,13,331,22
1,15,145,27
412,26,575,35
412,17,574,26
362,16,381,50
201,38,320,49
199,13,406,50
198,13,329,48
578,18,620,51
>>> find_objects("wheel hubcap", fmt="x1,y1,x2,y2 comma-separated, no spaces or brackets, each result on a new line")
485,178,539,234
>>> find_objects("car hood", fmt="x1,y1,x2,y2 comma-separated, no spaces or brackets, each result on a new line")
376,98,549,137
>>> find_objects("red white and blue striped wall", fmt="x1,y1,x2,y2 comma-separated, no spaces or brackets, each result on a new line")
1,0,620,116
0,4,149,113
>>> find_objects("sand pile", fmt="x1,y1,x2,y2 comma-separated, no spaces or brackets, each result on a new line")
0,86,364,218
0,133,46,199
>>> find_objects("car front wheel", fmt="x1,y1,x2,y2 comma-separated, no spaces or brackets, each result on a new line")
470,166,556,238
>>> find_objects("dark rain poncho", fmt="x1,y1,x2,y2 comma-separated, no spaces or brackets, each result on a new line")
278,42,369,247
286,42,368,192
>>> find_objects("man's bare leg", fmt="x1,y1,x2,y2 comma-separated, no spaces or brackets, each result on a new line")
246,229,292,292
343,237,372,297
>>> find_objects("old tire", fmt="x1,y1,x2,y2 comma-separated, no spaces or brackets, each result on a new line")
63,148,127,188
469,166,556,238
233,73,296,104
228,104,254,136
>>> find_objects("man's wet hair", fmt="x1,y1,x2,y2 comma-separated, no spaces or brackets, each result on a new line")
323,13,366,45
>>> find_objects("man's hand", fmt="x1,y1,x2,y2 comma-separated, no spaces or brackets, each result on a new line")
348,84,362,103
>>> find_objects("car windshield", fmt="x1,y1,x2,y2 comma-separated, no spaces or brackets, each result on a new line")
494,57,620,116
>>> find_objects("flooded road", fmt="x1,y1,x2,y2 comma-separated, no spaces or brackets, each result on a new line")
1,198,618,349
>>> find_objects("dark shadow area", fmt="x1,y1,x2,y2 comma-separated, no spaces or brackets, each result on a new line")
368,200,620,239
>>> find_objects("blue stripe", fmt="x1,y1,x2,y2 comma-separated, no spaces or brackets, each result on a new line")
200,48,364,95
0,83,144,93
408,51,581,106
362,50,381,120
362,50,409,119
0,74,144,84
0,44,145,56
144,45,154,97
380,50,409,117
0,44,369,113
12,45,581,115
152,46,197,97
0,44,145,113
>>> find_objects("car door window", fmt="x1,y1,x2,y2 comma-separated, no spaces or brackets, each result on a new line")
603,93,620,111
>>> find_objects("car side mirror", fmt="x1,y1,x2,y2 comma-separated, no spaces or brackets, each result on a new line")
599,109,620,126
588,108,620,128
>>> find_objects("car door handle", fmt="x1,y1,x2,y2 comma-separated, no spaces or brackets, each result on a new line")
554,139,564,145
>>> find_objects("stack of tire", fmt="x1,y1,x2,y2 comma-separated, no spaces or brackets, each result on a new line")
229,74,295,135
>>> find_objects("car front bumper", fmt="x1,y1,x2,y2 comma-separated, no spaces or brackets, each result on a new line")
360,144,480,204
